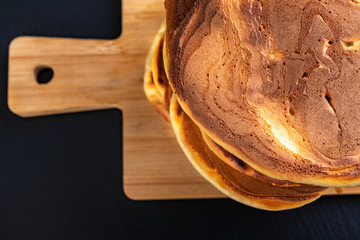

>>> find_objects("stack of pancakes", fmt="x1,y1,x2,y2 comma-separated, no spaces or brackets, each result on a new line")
144,0,360,210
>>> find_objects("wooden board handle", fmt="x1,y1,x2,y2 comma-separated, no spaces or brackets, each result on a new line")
8,0,164,117
8,37,132,117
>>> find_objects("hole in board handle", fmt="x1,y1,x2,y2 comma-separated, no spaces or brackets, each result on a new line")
35,66,54,84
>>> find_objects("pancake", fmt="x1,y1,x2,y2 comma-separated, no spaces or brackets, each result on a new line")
170,94,326,210
167,0,360,187
144,22,171,123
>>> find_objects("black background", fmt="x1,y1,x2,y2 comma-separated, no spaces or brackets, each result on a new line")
0,0,359,239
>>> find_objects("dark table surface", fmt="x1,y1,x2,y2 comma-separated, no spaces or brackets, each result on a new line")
0,1,359,239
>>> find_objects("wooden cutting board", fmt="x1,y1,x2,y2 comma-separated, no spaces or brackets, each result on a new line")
8,0,360,199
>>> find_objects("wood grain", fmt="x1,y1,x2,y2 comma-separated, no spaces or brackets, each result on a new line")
8,0,360,200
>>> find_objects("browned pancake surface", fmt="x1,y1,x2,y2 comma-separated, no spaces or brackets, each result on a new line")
167,0,360,186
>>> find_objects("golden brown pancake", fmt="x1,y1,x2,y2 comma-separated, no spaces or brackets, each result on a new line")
144,8,328,209
144,22,171,123
167,0,360,187
170,95,326,210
